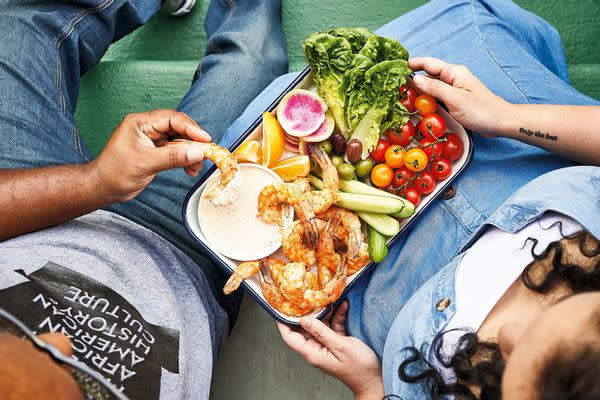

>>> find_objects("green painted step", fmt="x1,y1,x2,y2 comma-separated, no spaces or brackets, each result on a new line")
76,0,600,155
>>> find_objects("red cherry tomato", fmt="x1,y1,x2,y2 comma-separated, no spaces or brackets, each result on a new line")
404,185,421,207
419,137,443,161
392,167,414,188
419,113,446,139
414,94,437,116
430,158,453,181
370,138,391,163
399,85,418,113
415,171,436,195
441,133,464,161
387,121,416,147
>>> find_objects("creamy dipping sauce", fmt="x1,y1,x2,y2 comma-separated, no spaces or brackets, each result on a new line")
198,163,293,261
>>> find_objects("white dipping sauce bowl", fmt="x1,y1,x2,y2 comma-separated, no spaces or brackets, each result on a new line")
198,163,293,261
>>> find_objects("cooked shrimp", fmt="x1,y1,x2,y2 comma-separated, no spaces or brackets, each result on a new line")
317,217,342,286
223,260,259,294
168,140,241,205
222,257,285,294
294,256,348,310
316,206,362,258
277,262,320,306
258,178,319,241
307,144,339,213
257,183,289,226
282,219,330,265
258,260,313,317
348,242,370,276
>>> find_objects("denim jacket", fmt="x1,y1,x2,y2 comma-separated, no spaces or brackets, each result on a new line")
381,166,600,398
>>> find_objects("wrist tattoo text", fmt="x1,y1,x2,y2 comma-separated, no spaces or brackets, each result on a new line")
519,127,558,142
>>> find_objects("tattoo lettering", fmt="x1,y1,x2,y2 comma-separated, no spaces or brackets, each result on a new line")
519,127,558,142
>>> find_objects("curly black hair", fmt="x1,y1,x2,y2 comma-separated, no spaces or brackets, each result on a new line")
394,228,600,400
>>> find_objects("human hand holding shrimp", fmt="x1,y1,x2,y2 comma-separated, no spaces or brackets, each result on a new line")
94,109,212,203
277,301,384,400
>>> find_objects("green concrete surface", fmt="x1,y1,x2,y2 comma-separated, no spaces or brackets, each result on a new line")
71,1,600,399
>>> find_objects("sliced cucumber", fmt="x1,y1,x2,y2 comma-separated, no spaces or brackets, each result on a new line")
357,212,400,236
367,225,388,263
336,192,406,214
309,175,415,218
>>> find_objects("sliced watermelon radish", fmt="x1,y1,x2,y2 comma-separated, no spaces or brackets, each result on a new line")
301,110,334,143
285,134,300,144
284,140,300,153
277,89,327,137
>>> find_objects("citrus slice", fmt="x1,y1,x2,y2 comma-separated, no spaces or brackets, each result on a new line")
233,140,262,164
271,155,311,182
262,112,285,167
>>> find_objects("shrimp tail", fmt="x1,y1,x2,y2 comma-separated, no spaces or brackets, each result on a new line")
301,219,319,250
308,143,326,164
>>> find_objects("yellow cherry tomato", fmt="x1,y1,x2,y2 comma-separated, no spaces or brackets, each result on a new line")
370,164,394,188
384,145,405,168
404,148,428,172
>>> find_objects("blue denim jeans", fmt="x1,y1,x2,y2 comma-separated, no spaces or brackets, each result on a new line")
0,0,288,322
217,0,600,357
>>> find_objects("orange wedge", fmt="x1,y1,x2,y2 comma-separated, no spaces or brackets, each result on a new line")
234,140,262,164
261,112,285,167
271,155,311,182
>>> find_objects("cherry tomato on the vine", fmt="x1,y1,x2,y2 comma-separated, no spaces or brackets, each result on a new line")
404,185,421,207
430,158,453,181
419,137,443,161
404,148,428,172
415,171,436,195
392,167,414,188
370,138,390,163
414,94,437,116
399,85,417,113
419,113,446,139
384,145,405,168
441,132,464,161
371,164,394,188
387,121,416,147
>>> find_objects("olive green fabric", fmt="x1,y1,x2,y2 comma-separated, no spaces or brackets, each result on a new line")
75,0,600,155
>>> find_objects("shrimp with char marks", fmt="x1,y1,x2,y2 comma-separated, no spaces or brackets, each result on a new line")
348,242,370,276
282,219,330,265
316,216,342,286
258,260,314,317
316,206,362,259
306,144,339,214
167,140,241,206
223,257,285,295
294,255,348,310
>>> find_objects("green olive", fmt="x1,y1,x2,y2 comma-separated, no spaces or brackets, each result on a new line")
317,139,332,155
331,155,344,167
336,163,356,181
361,175,375,186
355,159,374,178
310,159,322,176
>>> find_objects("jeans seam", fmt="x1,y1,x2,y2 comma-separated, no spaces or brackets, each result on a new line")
467,0,532,104
439,200,471,235
53,0,114,160
194,0,236,79
455,185,488,221
54,0,115,115
365,288,401,315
